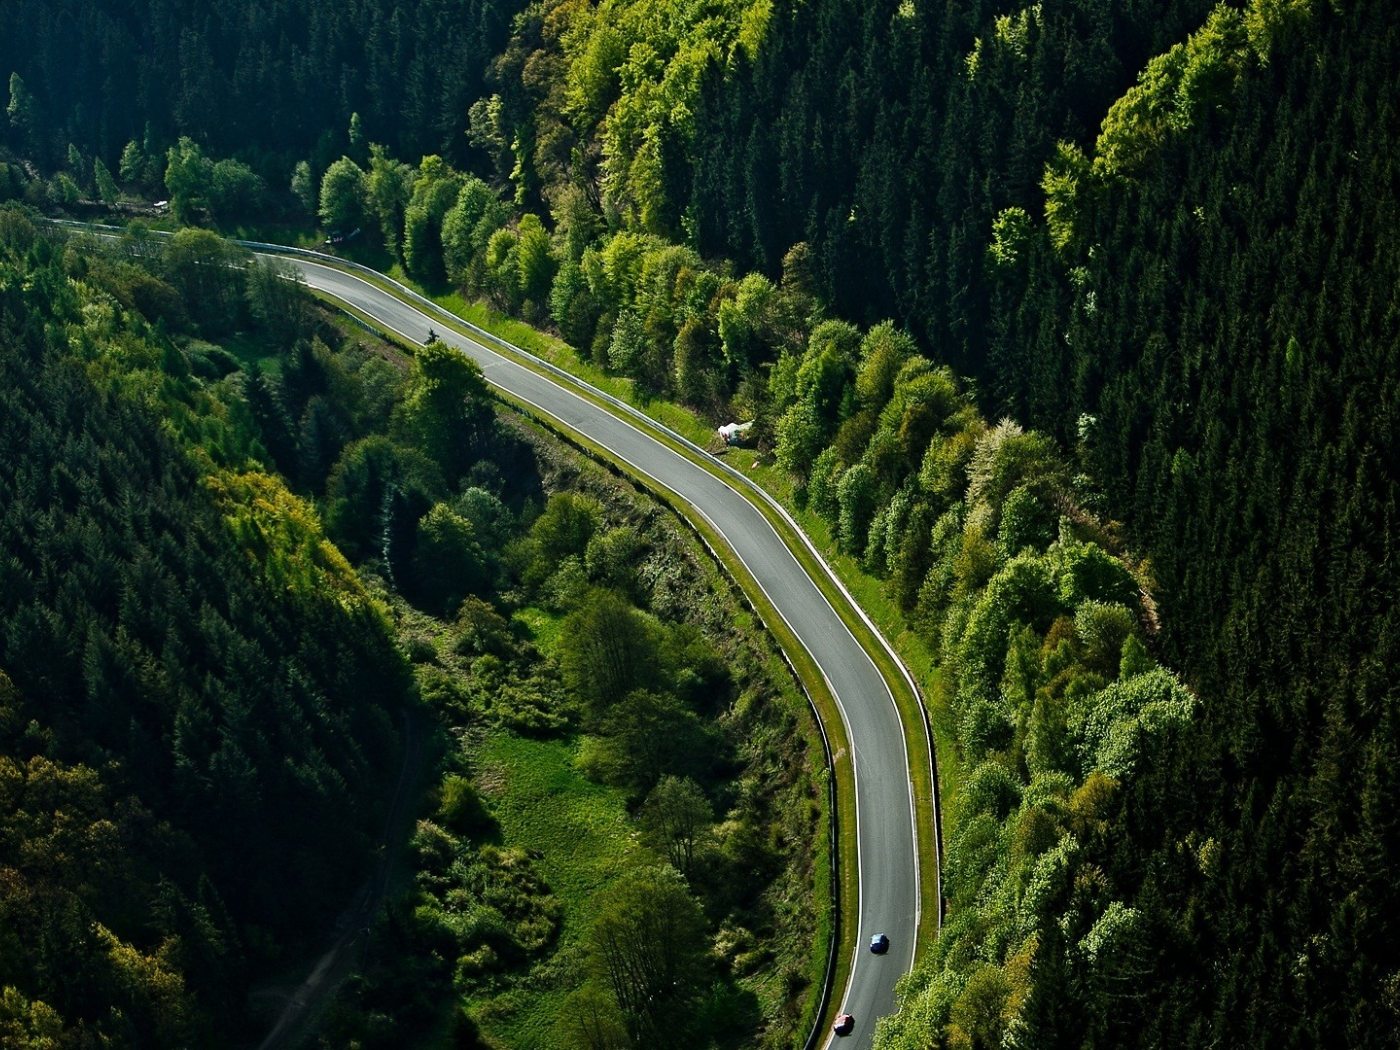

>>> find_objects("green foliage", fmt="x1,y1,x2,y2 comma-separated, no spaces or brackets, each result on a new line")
1094,6,1249,180
6,73,37,156
1073,602,1137,678
855,322,915,409
442,176,510,287
1074,668,1197,779
119,137,157,191
318,156,368,232
402,155,465,280
413,503,489,614
1042,141,1092,258
244,257,312,348
163,137,214,223
962,762,1023,823
988,206,1034,270
998,485,1056,556
806,445,845,523
0,234,410,1044
208,157,265,220
397,338,493,483
523,490,602,589
554,0,774,232
556,589,663,718
835,462,879,558
1,0,517,176
585,865,709,1047
968,420,1066,518
289,160,315,215
1048,537,1139,610
94,157,120,207
639,776,713,878
717,272,777,374
12,0,1386,1042
774,320,861,478
160,228,250,335
579,688,710,796
585,525,643,599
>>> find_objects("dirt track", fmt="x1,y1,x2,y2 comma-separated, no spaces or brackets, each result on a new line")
251,707,426,1050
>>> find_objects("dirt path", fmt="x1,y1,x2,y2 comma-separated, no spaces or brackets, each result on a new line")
251,706,427,1050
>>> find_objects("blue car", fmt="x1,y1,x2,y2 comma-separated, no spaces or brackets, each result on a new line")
870,933,890,954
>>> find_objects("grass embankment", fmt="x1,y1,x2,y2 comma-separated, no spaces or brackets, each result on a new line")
495,414,845,1044
466,723,638,1047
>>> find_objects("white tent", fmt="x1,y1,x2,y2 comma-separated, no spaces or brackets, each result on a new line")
718,421,754,445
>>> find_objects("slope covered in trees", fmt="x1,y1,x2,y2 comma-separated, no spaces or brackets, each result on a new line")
984,3,1400,1043
0,212,410,1045
4,0,1400,1045
0,0,524,178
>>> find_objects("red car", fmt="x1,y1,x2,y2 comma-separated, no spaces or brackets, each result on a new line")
833,1013,855,1036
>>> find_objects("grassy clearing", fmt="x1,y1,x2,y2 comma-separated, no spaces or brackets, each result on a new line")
511,606,565,654
211,330,284,374
527,414,855,1031
464,730,639,1049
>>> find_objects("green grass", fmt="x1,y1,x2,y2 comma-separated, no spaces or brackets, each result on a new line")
225,219,328,250
511,606,565,654
465,731,640,1049
213,330,285,374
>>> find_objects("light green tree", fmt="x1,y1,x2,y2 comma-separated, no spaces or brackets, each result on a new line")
365,144,413,257
441,176,508,287
516,212,557,313
164,137,214,223
836,462,879,556
119,137,156,191
402,155,465,280
397,339,491,481
289,160,315,215
94,158,119,207
7,74,37,155
317,156,367,231
639,776,713,878
586,866,707,1047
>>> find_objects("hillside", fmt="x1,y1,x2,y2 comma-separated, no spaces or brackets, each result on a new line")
2,0,1398,1045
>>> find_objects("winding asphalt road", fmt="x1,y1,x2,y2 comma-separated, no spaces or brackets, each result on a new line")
272,256,922,1049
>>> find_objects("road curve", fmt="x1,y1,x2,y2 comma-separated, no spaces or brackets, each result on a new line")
281,257,920,1049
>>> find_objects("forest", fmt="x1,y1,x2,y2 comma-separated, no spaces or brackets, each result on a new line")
0,213,827,1048
3,0,1399,1045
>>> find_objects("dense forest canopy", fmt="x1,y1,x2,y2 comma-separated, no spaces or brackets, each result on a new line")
3,0,1400,1045
0,0,525,175
0,214,411,1044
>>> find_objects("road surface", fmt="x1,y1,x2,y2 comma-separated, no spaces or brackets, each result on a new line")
275,256,923,1050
